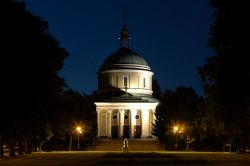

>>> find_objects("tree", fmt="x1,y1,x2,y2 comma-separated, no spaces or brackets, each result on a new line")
152,79,165,141
165,87,203,150
152,79,164,138
152,79,162,101
198,0,250,151
153,86,204,150
0,0,69,156
152,98,167,141
41,89,96,151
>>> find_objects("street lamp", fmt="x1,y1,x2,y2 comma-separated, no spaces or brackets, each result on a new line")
173,125,183,150
173,126,179,150
76,126,82,150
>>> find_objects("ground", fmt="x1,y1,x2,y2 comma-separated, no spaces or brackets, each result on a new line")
0,151,250,166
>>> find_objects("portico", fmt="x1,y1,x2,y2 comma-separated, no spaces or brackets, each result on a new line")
96,102,157,139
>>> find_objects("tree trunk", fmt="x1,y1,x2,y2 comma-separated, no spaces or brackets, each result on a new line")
186,134,189,151
26,140,32,154
9,140,16,157
242,136,246,153
68,135,72,151
18,138,24,155
0,135,4,158
222,142,226,152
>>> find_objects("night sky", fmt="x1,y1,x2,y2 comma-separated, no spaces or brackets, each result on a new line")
23,0,214,96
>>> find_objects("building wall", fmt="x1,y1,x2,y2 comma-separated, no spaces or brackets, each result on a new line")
98,69,153,96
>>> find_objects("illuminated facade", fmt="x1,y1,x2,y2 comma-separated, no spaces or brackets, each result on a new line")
95,23,159,139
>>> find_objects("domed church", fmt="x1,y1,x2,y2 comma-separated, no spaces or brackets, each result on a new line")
95,21,159,139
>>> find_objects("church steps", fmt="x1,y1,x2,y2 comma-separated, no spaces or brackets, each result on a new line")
93,139,165,151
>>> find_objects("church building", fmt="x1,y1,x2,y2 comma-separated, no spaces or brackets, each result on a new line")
95,22,159,139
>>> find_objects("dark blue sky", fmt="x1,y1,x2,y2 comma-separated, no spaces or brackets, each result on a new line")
23,0,214,95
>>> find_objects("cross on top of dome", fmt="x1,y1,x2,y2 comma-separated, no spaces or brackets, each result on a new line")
120,8,130,48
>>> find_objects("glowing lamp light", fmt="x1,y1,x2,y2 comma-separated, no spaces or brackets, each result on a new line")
76,126,82,134
173,126,179,133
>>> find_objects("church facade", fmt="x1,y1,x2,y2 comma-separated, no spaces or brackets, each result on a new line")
95,23,159,139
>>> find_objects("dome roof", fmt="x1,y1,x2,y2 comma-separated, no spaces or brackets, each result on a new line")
99,48,151,72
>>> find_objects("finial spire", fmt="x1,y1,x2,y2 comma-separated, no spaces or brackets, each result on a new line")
123,7,126,27
120,8,129,48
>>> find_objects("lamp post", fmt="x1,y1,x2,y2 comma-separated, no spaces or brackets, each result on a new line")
76,127,82,150
173,126,178,150
69,135,72,151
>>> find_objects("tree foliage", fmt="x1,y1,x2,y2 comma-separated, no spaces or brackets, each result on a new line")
0,0,69,156
153,86,204,150
198,0,250,151
152,79,162,101
43,89,96,151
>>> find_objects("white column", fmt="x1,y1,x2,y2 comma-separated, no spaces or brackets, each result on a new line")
96,109,101,137
99,110,107,137
108,110,112,138
148,110,153,138
130,109,136,138
141,109,150,138
119,110,124,138
152,108,156,129
152,107,157,139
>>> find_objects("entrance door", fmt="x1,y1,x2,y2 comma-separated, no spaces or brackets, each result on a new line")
111,125,119,138
111,112,119,138
123,125,130,138
134,111,141,138
123,110,130,138
134,125,141,138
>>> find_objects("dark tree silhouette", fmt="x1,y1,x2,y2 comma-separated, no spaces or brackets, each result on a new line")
152,79,164,141
152,79,162,101
42,89,96,151
152,102,167,142
153,86,203,150
198,0,250,151
0,0,69,156
0,136,3,158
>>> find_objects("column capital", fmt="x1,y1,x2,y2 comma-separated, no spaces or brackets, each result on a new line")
130,109,137,114
119,109,125,114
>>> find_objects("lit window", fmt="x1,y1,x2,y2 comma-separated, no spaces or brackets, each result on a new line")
143,78,146,88
124,76,128,87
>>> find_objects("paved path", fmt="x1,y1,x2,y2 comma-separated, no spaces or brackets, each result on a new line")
0,151,250,166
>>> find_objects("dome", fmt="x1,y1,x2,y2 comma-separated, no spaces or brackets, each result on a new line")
99,48,151,72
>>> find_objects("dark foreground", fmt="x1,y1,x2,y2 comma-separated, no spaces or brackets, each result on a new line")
0,151,250,166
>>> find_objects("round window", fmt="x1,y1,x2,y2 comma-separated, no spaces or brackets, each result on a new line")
113,115,117,119
135,115,139,119
124,115,128,119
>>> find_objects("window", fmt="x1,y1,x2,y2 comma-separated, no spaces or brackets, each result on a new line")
143,77,146,88
124,76,128,87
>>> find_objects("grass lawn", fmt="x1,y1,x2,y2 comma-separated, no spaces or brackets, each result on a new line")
0,151,250,166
